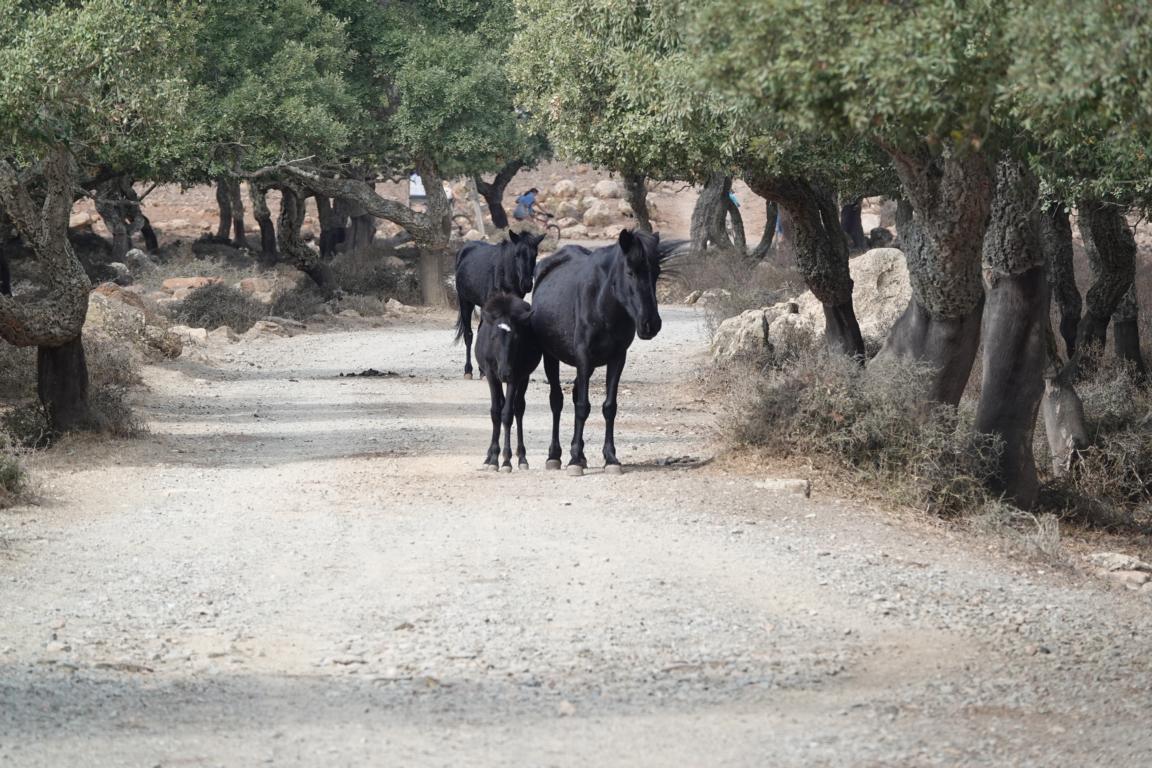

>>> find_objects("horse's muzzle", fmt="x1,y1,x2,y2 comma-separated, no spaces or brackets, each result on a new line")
637,318,662,340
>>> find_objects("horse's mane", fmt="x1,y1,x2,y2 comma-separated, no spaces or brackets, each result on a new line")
533,245,590,286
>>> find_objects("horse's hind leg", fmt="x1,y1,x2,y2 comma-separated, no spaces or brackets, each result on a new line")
602,352,627,474
460,301,475,378
567,365,591,476
499,379,515,472
514,375,529,468
484,374,503,468
543,354,563,469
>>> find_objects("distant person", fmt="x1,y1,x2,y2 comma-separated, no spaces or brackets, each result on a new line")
512,188,550,223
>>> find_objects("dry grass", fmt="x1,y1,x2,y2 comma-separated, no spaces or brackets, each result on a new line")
330,246,420,304
675,247,803,338
171,282,268,332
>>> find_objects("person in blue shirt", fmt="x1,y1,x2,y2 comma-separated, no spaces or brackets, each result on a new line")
512,188,550,222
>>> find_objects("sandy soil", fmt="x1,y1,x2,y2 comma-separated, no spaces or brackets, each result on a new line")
1,307,1150,766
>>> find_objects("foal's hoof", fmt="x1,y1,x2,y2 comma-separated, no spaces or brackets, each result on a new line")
519,461,530,470
499,465,512,474
463,372,473,380
545,459,562,470
604,464,624,476
484,463,499,472
566,465,585,477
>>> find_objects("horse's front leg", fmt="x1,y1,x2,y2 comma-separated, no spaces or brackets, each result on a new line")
461,302,475,379
514,374,530,468
499,379,516,472
602,352,627,474
568,364,592,476
484,374,503,469
543,354,563,469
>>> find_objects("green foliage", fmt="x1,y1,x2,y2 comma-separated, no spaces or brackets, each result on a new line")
173,283,267,332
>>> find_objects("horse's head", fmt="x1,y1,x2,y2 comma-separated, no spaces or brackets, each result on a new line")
614,228,664,340
481,293,534,383
507,230,545,296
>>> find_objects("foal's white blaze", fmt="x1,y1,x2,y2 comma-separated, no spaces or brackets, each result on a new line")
498,323,512,332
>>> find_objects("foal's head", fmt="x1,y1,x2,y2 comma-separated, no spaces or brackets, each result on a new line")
613,228,665,340
507,230,545,296
481,294,535,383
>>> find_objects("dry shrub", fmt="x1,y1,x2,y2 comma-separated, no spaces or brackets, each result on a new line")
678,248,803,337
969,502,1065,564
1040,362,1152,529
0,344,36,401
337,294,389,316
726,351,1002,516
270,283,327,321
173,282,267,332
84,333,143,389
330,247,419,303
88,386,145,438
0,432,27,508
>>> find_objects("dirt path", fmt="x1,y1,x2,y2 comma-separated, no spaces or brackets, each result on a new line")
2,307,1150,766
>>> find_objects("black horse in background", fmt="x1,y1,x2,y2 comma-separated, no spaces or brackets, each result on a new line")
530,229,683,476
474,294,542,471
454,230,545,378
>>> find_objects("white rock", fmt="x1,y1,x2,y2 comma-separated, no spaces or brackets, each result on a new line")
208,326,238,344
754,479,812,498
464,229,484,241
1088,552,1152,572
593,179,622,199
582,199,617,228
551,180,579,199
170,325,209,345
710,308,770,362
560,225,588,239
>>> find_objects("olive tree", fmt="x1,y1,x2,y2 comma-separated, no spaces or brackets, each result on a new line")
0,0,191,431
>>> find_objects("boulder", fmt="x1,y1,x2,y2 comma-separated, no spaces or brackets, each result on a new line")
385,298,413,313
382,255,408,271
243,320,289,340
555,200,582,220
124,248,153,272
560,224,589,239
695,288,732,307
583,199,617,228
710,309,771,362
162,276,221,293
683,289,703,305
93,282,148,314
593,179,622,199
238,277,273,295
170,325,209,345
208,326,239,344
555,217,580,229
617,200,635,217
551,180,579,199
69,212,93,230
463,229,485,241
86,286,183,360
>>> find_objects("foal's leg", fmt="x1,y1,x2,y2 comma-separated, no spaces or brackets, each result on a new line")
543,354,564,469
568,365,592,476
499,379,516,472
514,374,530,468
484,374,503,468
461,301,475,378
602,352,627,473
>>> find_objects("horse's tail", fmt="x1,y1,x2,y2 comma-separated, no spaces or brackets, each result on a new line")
454,299,469,344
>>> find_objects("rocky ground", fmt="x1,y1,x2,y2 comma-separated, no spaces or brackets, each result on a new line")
1,307,1151,766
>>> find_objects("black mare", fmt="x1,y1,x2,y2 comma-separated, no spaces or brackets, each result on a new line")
530,229,680,476
474,294,542,471
454,230,545,378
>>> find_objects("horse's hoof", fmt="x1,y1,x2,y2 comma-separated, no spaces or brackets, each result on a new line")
545,459,562,470
604,464,624,476
485,463,499,472
463,372,473,380
519,462,530,470
499,465,512,473
566,465,585,477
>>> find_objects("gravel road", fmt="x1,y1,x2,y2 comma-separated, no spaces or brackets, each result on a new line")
1,306,1150,767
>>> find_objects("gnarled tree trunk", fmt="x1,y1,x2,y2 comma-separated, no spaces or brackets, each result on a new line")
277,188,332,289
622,171,652,233
416,156,453,307
1112,284,1147,381
475,159,526,232
1039,203,1080,358
745,172,864,357
0,149,93,432
840,198,867,251
725,192,747,254
874,148,993,405
225,179,249,249
215,177,231,241
975,159,1047,509
1075,200,1135,363
94,176,154,260
690,173,733,252
749,200,778,260
249,182,277,266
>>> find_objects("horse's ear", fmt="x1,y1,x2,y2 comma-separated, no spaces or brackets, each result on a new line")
531,233,546,248
508,230,521,244
618,228,635,252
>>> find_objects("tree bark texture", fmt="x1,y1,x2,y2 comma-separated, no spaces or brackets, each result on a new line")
1039,203,1080,358
277,188,332,289
415,156,452,307
875,148,993,405
37,335,91,432
622,171,652,233
94,176,154,260
474,159,526,231
690,173,733,252
750,201,778,260
1041,323,1089,478
0,149,90,349
744,172,864,357
225,178,249,249
725,193,747,254
1112,283,1147,380
975,159,1047,509
840,198,867,251
249,182,278,265
1075,200,1135,359
215,177,231,241
314,195,345,260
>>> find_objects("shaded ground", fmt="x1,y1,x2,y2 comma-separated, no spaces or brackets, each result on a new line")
1,307,1150,767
